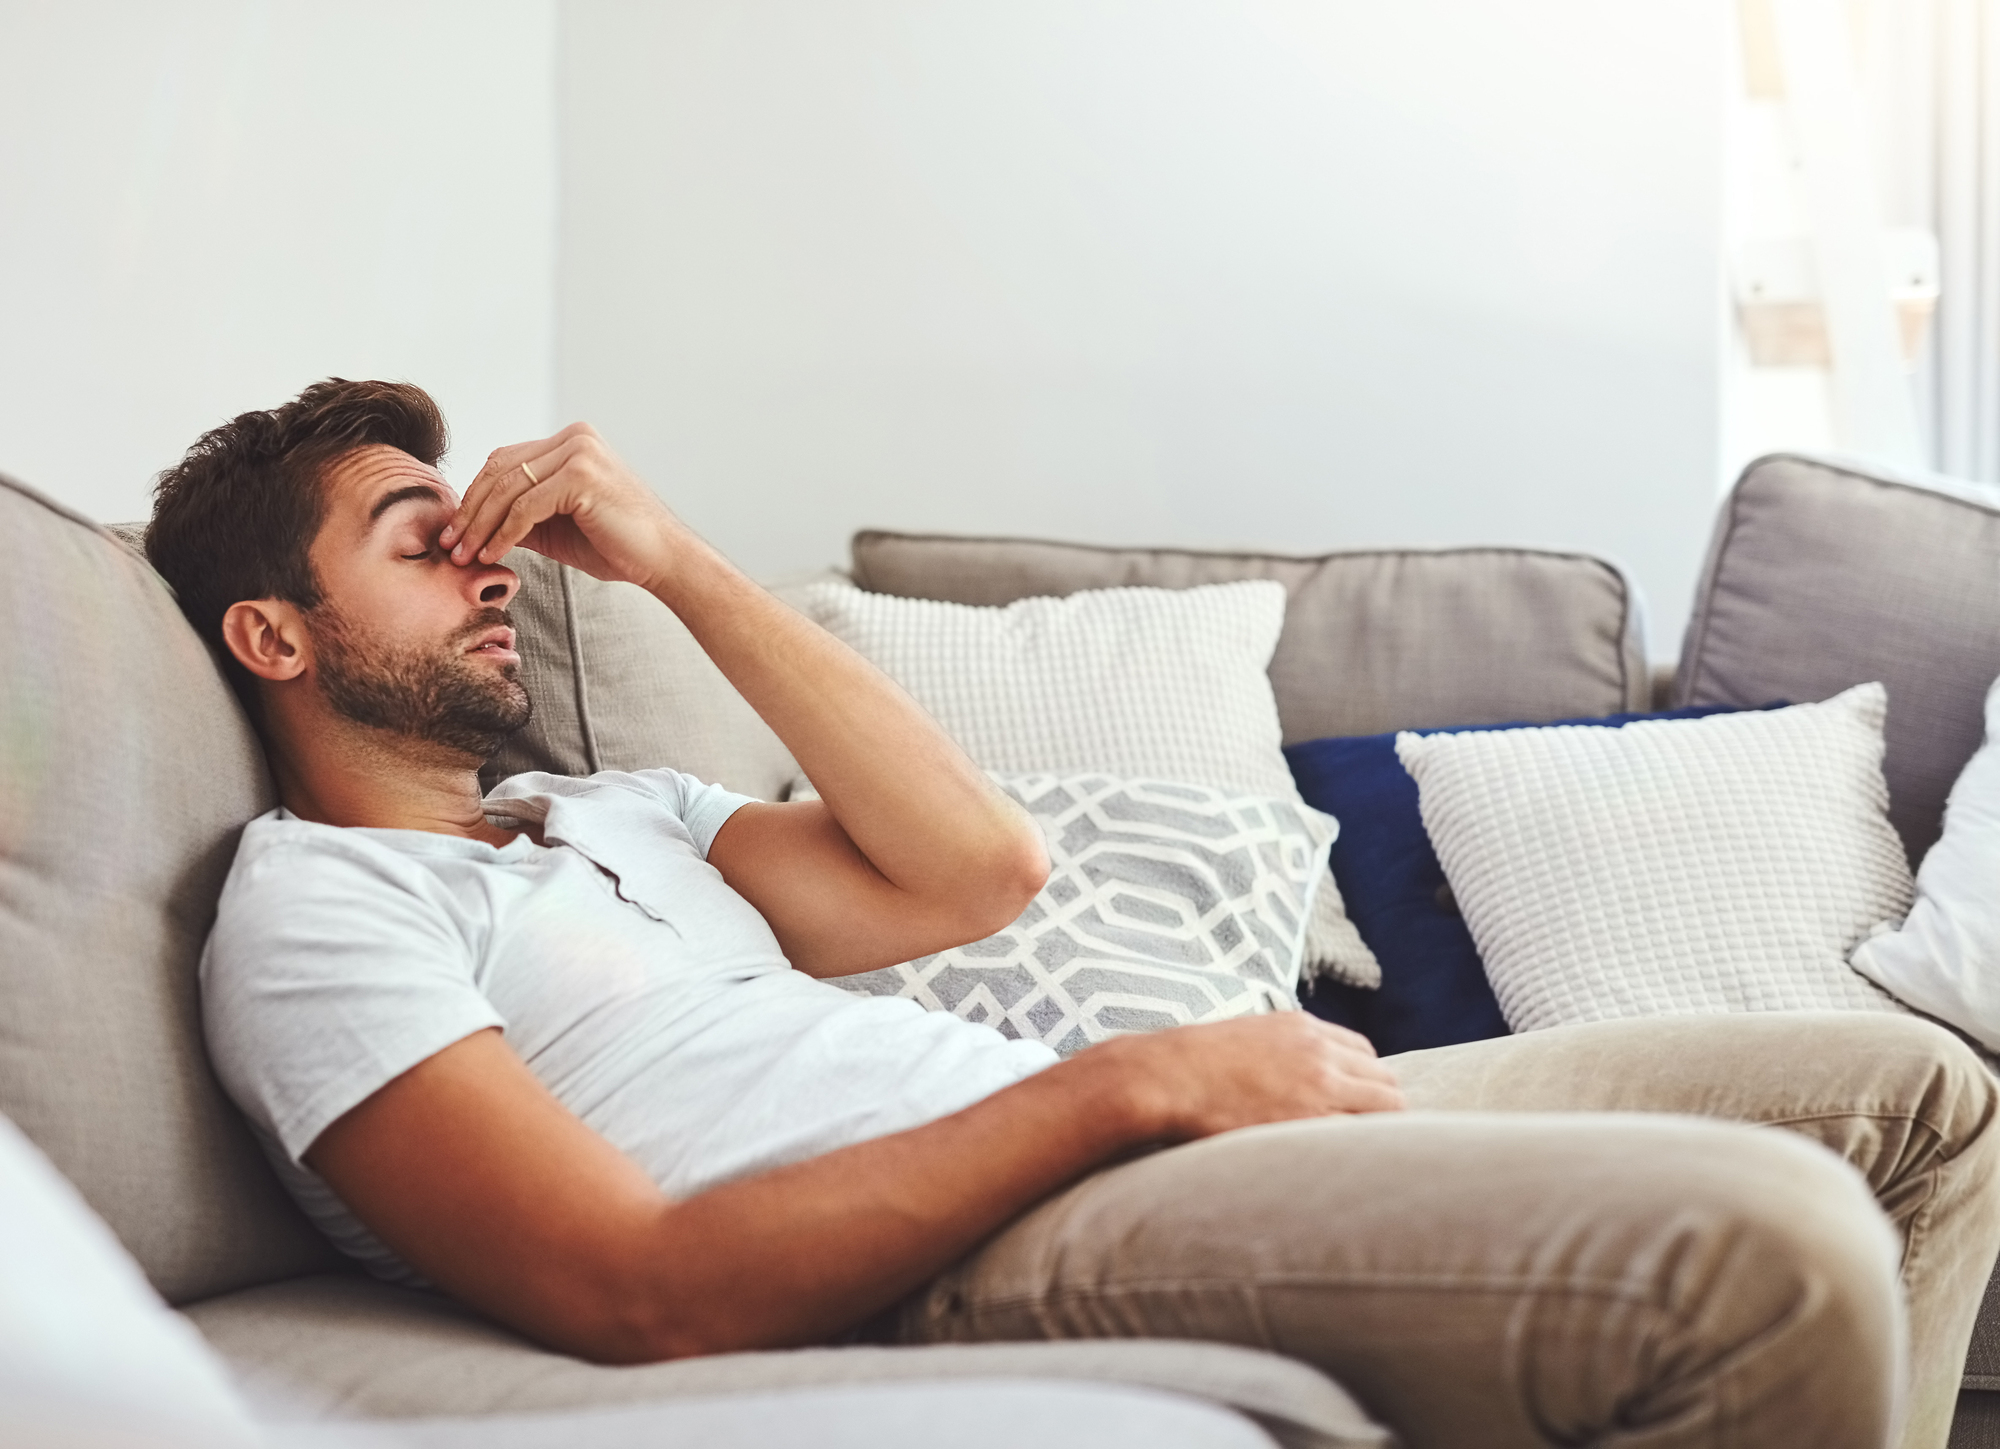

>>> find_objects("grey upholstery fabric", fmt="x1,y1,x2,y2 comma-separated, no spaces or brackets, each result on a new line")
287,1383,1287,1449
0,477,341,1304
1965,1258,2000,1390
1955,1393,2000,1449
1676,454,2000,861
481,551,801,801
188,1275,1388,1449
850,532,1649,741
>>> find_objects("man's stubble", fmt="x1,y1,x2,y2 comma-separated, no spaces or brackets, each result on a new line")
311,604,533,761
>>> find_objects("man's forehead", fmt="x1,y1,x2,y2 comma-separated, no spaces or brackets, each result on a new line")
326,445,457,519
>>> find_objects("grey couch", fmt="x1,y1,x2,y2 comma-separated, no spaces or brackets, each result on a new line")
2,450,1996,1445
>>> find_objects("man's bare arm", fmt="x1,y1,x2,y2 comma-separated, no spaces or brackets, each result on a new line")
440,425,1047,977
305,1015,1403,1364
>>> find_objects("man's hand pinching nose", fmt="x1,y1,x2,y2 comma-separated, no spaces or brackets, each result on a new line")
437,423,685,591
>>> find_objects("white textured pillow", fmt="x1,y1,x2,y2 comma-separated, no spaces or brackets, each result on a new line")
799,579,1296,795
1852,672,2000,1050
799,579,1380,989
832,772,1334,1054
1395,683,1914,1031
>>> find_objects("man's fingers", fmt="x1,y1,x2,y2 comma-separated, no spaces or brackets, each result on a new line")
443,424,592,550
484,471,575,562
1315,1020,1379,1057
452,441,576,564
1331,1038,1396,1076
1314,1042,1399,1100
448,466,537,564
1340,1079,1407,1114
448,439,547,532
442,474,495,551
473,422,591,484
1341,1052,1400,1088
480,439,603,561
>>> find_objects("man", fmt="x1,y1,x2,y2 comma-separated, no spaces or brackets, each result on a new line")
149,379,2000,1449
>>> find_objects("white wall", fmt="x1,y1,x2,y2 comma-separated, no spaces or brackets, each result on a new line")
3,2,1726,654
0,1,558,526
560,0,1727,653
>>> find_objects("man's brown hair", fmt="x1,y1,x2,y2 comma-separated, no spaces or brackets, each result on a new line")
146,378,448,709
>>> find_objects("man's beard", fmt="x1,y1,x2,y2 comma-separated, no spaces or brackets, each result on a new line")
311,604,533,761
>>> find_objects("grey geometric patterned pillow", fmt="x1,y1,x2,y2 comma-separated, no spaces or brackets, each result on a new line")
832,772,1336,1055
797,580,1380,991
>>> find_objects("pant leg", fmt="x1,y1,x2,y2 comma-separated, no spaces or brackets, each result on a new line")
1389,1012,2000,1449
894,1108,1904,1449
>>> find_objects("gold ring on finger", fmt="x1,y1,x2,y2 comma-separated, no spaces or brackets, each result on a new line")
520,461,539,486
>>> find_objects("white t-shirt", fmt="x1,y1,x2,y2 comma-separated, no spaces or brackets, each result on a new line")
201,768,1057,1284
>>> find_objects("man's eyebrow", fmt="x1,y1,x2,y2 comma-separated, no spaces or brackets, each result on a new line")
367,484,449,524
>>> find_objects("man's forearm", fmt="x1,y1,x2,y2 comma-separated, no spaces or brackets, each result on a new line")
548,1041,1163,1362
568,1009,1402,1362
640,529,1045,918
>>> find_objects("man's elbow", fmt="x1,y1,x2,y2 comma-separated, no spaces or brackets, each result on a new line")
590,1316,723,1366
962,818,1050,940
540,1276,733,1366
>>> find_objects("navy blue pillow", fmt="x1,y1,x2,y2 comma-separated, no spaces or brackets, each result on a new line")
1285,704,1763,1057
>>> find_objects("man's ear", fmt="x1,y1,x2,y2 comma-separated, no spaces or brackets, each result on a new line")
221,599,311,682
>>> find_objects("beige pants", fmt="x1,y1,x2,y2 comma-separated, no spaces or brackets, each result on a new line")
892,1014,2000,1449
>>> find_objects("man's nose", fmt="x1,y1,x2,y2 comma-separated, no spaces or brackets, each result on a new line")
465,561,519,609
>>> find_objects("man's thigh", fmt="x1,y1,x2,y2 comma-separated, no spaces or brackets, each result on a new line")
1387,1011,1993,1219
895,1110,1901,1449
1388,1010,1972,1119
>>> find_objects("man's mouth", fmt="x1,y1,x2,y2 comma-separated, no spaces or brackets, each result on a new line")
464,625,519,664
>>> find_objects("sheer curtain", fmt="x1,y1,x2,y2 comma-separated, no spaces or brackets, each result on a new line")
1868,0,2000,480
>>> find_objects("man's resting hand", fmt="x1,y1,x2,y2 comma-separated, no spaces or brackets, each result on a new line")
1100,1014,1406,1142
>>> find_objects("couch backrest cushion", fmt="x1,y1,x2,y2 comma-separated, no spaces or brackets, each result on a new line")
1,479,340,1304
850,532,1650,741
481,552,801,800
1676,454,2000,862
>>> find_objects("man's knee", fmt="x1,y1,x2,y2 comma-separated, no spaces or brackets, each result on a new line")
1745,1013,2000,1217
1827,1013,1999,1157
1601,1125,1905,1446
1672,1125,1904,1322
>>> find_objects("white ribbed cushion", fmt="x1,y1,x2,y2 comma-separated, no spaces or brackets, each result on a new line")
798,580,1297,796
833,773,1333,1054
1394,683,1915,1031
799,580,1380,989
1851,671,2000,1051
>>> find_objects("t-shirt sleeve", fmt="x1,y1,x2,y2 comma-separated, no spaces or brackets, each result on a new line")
617,767,756,857
201,837,504,1167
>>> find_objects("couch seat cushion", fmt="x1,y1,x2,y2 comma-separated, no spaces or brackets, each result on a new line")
290,1381,1289,1449
185,1274,1385,1448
